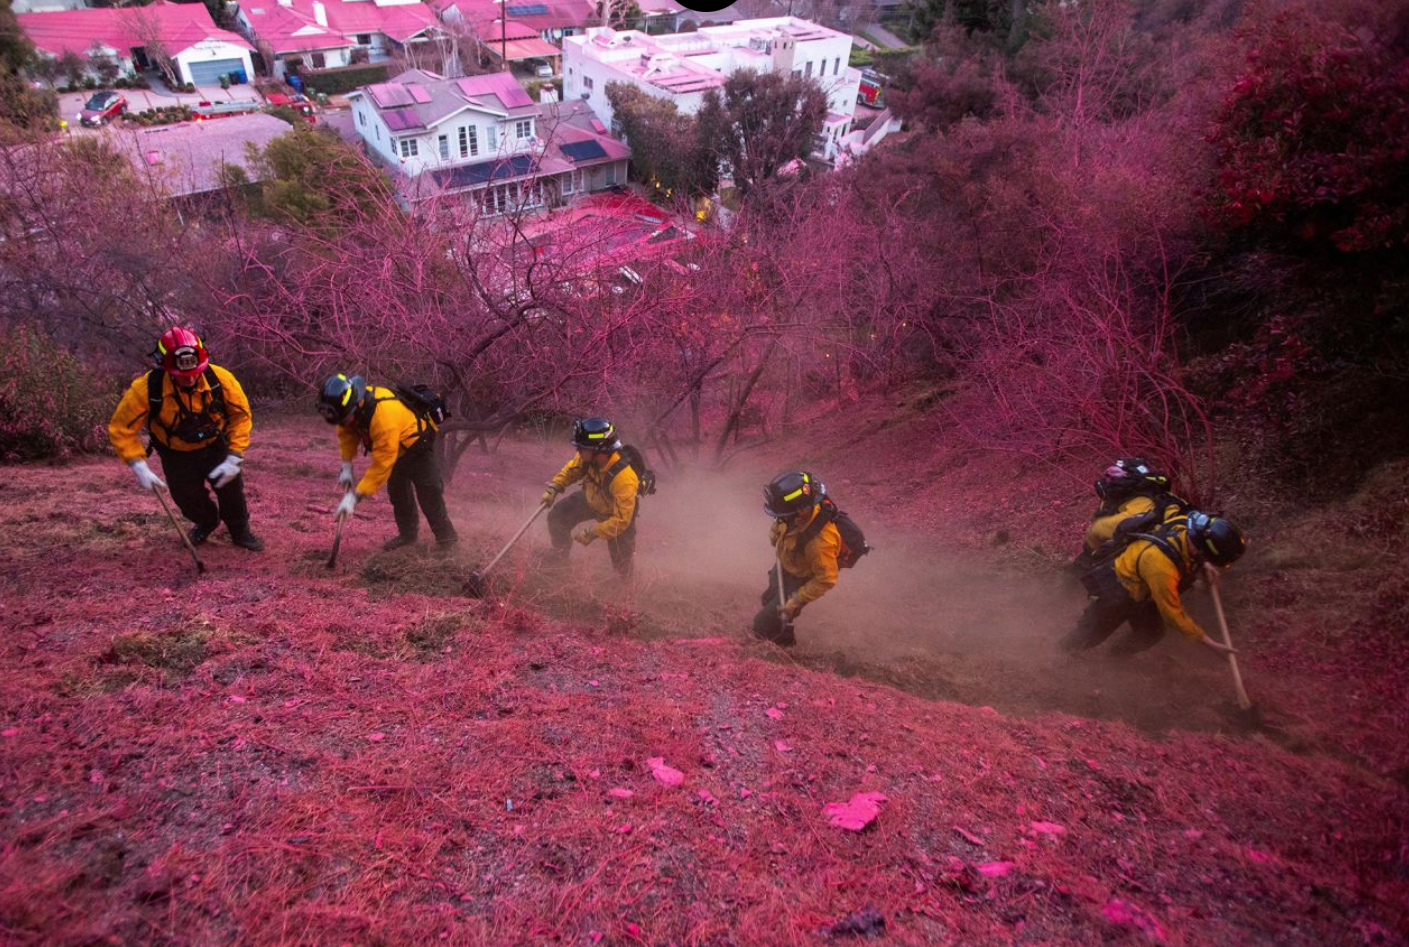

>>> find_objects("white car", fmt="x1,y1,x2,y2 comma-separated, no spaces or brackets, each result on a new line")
533,61,554,78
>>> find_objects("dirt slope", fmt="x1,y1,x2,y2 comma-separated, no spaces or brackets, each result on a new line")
0,417,1406,944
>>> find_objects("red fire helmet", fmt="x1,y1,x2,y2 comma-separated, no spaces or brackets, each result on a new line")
157,327,209,379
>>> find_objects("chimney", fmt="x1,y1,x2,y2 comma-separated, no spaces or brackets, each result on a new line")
313,1,327,25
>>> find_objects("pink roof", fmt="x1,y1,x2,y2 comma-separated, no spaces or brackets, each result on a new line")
438,0,591,32
241,0,436,55
19,3,252,59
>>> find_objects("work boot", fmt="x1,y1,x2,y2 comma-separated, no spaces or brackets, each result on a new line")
434,537,459,557
382,534,418,552
188,523,215,547
229,527,264,552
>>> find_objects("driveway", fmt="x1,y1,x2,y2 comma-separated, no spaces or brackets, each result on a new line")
57,82,262,127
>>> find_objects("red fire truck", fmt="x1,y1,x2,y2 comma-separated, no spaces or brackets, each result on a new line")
858,70,886,108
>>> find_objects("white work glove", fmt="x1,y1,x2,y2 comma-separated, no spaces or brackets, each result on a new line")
208,454,243,488
1200,636,1238,657
338,461,355,490
335,491,360,521
541,486,560,508
129,459,167,493
573,526,597,546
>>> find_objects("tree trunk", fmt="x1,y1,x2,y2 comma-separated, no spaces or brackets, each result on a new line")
714,339,779,462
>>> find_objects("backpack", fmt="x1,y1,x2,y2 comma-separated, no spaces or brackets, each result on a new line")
796,496,871,569
392,383,450,429
146,367,227,446
607,443,657,497
1085,502,1197,593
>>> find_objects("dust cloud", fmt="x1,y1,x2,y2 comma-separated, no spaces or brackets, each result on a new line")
444,438,1255,735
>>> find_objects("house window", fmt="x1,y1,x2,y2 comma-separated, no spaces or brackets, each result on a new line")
357,33,372,45
399,138,419,158
834,56,840,75
438,134,449,160
311,52,326,68
357,109,365,127
375,125,380,141
804,61,812,77
561,170,577,195
487,125,497,150
604,162,616,186
583,75,593,90
459,125,478,157
515,119,532,139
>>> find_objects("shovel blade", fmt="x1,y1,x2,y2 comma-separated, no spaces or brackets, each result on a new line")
463,570,488,598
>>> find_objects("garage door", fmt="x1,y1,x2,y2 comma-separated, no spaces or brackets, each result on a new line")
187,58,246,86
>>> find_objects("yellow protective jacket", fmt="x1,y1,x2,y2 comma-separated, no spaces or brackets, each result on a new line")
1112,526,1206,642
549,451,639,540
337,386,428,497
109,364,252,462
1085,495,1155,551
770,505,841,607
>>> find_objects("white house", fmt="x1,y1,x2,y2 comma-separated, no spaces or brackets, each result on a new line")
347,69,628,214
237,0,440,79
562,17,863,161
19,4,256,86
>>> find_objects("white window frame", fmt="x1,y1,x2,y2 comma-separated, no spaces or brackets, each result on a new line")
399,138,419,158
516,119,533,139
438,134,450,160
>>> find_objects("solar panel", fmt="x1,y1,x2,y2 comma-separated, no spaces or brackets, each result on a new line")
506,3,548,14
368,82,415,108
560,139,607,162
433,155,536,189
383,108,424,131
408,84,431,104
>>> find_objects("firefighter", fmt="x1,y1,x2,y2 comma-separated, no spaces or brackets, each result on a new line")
109,327,263,551
540,418,639,576
316,374,459,552
753,471,842,647
1060,509,1246,656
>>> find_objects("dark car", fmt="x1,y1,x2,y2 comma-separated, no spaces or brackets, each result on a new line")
79,91,128,127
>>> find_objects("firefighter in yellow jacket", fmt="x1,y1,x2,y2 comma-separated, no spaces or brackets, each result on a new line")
1061,509,1246,656
316,374,459,551
541,418,639,575
752,471,842,647
108,327,263,551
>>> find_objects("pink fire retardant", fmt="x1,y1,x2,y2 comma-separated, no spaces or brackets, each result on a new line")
823,791,887,831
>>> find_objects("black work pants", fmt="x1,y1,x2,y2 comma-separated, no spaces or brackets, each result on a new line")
1061,564,1164,654
387,437,457,543
753,565,807,642
154,441,248,533
547,491,636,574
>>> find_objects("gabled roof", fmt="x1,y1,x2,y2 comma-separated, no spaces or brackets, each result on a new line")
18,3,253,59
350,69,538,130
241,0,437,54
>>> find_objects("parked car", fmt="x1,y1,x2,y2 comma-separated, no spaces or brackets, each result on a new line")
79,91,127,127
533,60,554,78
265,92,317,123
